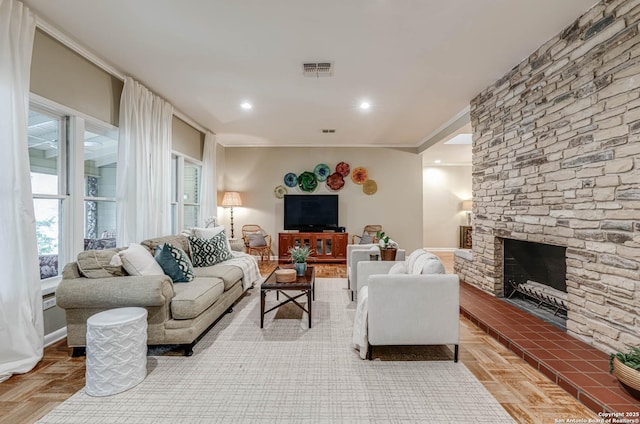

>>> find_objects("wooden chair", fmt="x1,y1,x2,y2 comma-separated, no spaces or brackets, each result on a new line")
242,224,272,262
351,224,383,244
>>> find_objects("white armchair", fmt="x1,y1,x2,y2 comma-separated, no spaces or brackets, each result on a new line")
347,244,405,301
354,259,460,361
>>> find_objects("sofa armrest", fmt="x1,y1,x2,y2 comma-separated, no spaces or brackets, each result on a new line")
367,274,460,345
57,275,174,309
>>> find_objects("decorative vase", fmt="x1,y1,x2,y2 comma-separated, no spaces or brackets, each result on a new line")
294,262,307,276
612,357,640,400
380,248,397,261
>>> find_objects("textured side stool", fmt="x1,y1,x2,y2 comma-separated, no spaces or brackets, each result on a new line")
85,307,148,396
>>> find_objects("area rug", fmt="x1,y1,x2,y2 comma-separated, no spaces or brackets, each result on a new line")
38,278,515,423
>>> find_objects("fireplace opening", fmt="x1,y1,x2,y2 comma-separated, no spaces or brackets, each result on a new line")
502,238,567,330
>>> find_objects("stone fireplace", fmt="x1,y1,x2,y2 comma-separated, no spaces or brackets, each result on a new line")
503,238,567,294
463,0,640,354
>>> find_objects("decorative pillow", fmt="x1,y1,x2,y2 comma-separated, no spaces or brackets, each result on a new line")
119,243,165,276
193,226,232,252
359,234,373,244
421,259,445,275
188,231,234,267
247,232,267,247
388,262,408,274
155,243,194,283
407,249,428,274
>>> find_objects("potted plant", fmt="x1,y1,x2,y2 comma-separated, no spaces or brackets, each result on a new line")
609,346,640,400
288,245,312,276
376,230,399,261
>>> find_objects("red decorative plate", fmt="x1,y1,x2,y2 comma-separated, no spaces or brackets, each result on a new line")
336,161,350,177
351,167,368,184
326,172,345,191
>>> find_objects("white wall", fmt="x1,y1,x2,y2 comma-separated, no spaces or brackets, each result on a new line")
422,166,472,249
221,147,423,254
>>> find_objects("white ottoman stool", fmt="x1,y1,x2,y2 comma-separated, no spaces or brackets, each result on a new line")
85,307,148,396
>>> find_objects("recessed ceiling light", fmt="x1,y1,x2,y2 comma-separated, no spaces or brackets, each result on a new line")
240,102,252,110
435,159,442,164
360,101,370,110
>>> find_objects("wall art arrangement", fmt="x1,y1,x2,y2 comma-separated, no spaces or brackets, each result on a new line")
273,161,377,198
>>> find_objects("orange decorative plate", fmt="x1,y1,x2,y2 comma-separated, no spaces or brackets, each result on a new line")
351,167,368,184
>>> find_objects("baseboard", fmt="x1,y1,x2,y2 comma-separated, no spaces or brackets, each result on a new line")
425,247,457,252
44,327,67,347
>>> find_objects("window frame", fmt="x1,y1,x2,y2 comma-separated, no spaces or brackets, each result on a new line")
171,152,202,233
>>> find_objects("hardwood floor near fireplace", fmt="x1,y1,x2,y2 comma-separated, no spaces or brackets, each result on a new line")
0,257,619,423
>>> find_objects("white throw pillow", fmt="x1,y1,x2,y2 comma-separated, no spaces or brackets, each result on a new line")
119,243,165,276
388,262,408,274
407,249,428,273
421,259,445,275
193,226,232,252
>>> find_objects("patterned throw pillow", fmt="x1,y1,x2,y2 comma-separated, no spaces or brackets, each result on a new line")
188,231,233,267
155,243,194,283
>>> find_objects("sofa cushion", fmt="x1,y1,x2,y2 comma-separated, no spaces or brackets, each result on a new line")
77,247,127,278
188,232,233,267
119,243,165,276
155,243,195,283
193,226,232,252
141,235,191,259
193,265,243,291
170,277,225,319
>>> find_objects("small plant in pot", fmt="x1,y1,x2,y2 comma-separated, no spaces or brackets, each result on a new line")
288,246,312,276
609,346,640,400
376,231,399,261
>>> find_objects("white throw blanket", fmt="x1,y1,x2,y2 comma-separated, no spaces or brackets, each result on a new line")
352,286,369,359
227,252,261,290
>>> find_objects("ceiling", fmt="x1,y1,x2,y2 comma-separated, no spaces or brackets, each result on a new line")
24,0,596,161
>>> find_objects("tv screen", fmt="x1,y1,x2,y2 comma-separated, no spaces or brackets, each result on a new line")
284,194,339,231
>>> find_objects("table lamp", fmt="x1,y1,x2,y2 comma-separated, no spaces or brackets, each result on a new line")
461,200,473,226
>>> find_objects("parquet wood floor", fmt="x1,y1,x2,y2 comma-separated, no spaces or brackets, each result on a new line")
0,256,599,423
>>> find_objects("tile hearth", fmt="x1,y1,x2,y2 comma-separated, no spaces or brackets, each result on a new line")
460,281,640,415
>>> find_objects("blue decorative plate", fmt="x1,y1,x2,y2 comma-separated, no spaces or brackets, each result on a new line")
314,164,331,182
284,172,298,187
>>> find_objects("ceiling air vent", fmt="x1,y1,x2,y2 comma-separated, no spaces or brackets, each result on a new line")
303,62,333,77
321,129,336,133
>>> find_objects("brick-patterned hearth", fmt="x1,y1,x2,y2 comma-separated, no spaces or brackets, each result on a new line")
467,0,640,354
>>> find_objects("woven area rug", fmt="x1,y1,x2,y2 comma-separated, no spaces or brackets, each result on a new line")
38,278,515,423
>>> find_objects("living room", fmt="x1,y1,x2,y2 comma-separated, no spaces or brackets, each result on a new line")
2,0,640,422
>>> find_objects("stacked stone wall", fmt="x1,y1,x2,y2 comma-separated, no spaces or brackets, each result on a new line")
469,0,640,353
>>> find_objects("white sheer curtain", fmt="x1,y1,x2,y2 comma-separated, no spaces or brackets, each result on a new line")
116,77,173,246
0,0,43,382
199,131,218,226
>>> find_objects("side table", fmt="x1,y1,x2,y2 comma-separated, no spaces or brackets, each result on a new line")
85,307,148,396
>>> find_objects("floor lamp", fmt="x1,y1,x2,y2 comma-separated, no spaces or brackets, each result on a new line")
221,191,242,238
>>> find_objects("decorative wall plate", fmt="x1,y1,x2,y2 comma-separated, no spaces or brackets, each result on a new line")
298,171,318,192
326,172,345,191
336,161,350,177
351,167,368,184
284,172,298,187
274,185,288,199
314,163,331,182
363,179,377,195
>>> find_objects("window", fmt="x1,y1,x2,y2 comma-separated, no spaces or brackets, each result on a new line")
28,101,119,283
28,108,67,280
83,124,118,250
171,154,202,232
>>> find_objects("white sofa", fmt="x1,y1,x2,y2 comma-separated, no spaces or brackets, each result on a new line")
353,250,460,361
346,243,405,300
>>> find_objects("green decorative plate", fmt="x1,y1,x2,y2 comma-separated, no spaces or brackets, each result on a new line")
314,164,331,182
298,171,318,192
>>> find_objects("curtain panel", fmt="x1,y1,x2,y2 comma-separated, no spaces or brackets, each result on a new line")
199,131,218,226
116,77,173,246
0,0,43,382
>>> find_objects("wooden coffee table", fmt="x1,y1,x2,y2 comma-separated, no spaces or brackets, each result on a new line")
260,266,315,328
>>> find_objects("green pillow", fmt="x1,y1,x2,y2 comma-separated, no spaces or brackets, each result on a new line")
155,243,194,283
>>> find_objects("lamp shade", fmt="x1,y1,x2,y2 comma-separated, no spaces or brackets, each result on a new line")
221,191,242,207
461,200,473,211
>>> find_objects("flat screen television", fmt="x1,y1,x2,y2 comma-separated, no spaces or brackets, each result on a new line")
284,194,339,231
